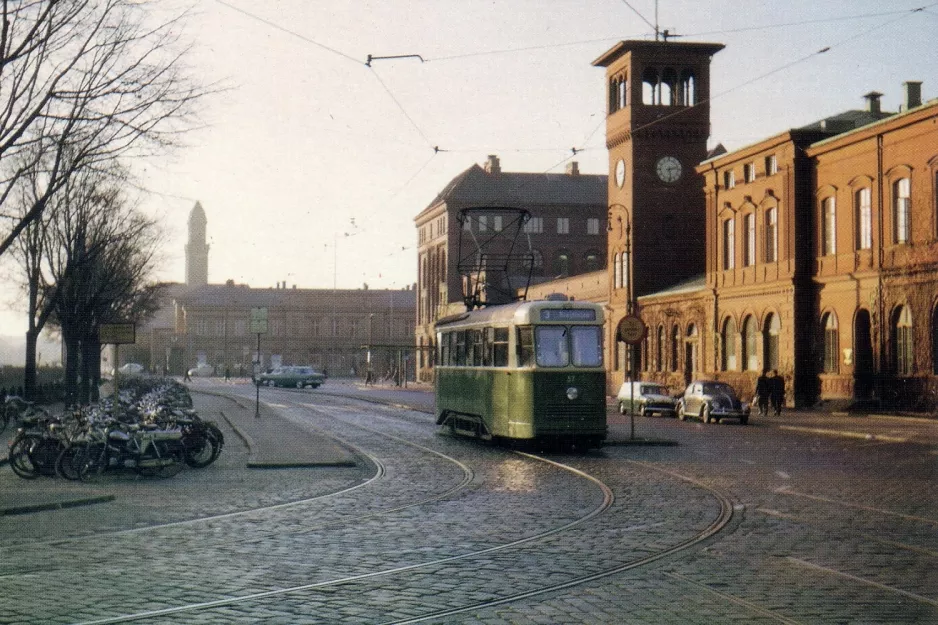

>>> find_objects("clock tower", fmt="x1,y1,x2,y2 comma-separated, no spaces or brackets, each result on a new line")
593,40,723,308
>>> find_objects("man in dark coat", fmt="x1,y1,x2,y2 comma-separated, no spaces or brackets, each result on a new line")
755,370,771,417
770,370,785,417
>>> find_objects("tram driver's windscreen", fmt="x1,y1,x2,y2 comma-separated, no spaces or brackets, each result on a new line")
535,326,603,367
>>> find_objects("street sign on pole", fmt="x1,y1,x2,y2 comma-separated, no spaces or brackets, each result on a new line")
619,314,646,345
250,307,268,334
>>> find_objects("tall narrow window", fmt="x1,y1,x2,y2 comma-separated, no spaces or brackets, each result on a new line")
744,213,756,266
822,197,836,255
742,315,759,371
493,216,503,231
855,188,872,250
763,313,780,371
478,215,488,232
894,306,913,375
765,154,778,176
621,251,629,290
724,170,735,189
744,163,755,183
723,218,735,269
822,312,839,373
894,178,911,244
765,206,778,262
656,326,664,371
671,325,680,372
587,218,600,235
613,252,621,288
556,217,570,234
722,317,737,371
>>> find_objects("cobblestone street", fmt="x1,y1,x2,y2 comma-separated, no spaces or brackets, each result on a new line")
1,380,935,623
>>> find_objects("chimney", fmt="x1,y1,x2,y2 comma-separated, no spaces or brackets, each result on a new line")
903,81,922,110
484,154,501,174
565,161,580,176
863,91,883,114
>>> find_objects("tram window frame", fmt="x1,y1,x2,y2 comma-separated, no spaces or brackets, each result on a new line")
482,328,494,366
571,325,603,367
472,329,484,366
517,326,536,367
440,332,450,365
493,327,509,366
455,331,467,366
535,325,570,367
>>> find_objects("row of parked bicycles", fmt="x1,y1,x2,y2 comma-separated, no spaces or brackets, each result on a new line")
4,379,224,480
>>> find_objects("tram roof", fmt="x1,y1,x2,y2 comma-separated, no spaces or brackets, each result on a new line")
434,299,603,329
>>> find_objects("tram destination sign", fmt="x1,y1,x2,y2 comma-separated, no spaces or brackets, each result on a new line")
540,308,596,322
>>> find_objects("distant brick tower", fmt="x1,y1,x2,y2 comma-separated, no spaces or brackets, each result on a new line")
185,201,209,286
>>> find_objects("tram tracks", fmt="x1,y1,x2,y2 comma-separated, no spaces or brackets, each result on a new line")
63,391,735,625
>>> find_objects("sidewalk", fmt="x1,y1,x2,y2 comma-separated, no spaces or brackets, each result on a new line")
208,391,357,468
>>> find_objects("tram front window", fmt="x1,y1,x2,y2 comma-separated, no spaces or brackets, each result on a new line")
571,326,603,367
535,326,570,367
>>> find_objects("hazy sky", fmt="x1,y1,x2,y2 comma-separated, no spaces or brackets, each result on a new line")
1,0,937,334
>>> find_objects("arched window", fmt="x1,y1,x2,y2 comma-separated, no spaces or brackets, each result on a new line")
642,67,660,105
680,69,696,105
613,252,621,288
763,313,780,371
742,315,759,371
764,206,778,263
525,249,543,275
686,323,699,379
671,324,680,372
855,188,872,250
619,74,628,109
620,252,629,290
722,317,737,371
656,325,664,371
554,250,572,277
661,68,678,105
893,306,913,375
893,178,911,244
584,250,602,272
822,312,839,373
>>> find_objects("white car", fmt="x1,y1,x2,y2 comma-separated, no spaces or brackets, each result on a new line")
117,363,145,376
187,363,215,377
616,381,678,417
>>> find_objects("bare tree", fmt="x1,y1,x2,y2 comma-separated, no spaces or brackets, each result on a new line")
0,0,207,258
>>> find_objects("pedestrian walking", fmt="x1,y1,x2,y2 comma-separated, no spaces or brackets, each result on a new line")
224,366,230,381
183,368,191,382
770,370,785,417
755,370,771,417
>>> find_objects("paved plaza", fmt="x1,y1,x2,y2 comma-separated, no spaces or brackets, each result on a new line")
0,379,935,623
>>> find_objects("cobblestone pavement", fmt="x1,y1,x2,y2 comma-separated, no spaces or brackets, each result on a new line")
0,380,935,624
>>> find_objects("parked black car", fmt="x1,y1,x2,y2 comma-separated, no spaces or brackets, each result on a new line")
677,380,751,425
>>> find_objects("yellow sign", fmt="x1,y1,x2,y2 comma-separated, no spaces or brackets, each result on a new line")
99,323,136,345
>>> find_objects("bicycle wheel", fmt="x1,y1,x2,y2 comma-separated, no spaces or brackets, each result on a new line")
56,445,84,480
9,436,42,479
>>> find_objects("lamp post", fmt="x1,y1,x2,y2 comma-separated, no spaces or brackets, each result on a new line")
366,313,374,384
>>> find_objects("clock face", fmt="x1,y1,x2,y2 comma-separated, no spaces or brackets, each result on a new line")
614,159,626,188
655,156,682,183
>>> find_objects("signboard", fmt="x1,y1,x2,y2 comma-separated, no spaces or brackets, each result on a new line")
540,308,597,322
618,315,646,345
250,307,269,333
99,323,136,345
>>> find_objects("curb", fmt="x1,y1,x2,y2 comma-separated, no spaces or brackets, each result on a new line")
0,494,116,517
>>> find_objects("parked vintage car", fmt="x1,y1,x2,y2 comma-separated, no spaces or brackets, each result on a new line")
187,363,215,378
677,380,750,424
616,381,677,417
116,363,145,376
258,366,325,388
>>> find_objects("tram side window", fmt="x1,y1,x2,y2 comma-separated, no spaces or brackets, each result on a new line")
471,329,484,366
536,326,570,367
518,326,536,367
455,331,467,366
482,328,494,366
571,326,603,367
440,333,450,366
493,327,509,366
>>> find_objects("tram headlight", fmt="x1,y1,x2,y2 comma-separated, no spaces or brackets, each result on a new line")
566,387,579,401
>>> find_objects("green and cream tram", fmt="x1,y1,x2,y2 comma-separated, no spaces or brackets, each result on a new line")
434,299,607,448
